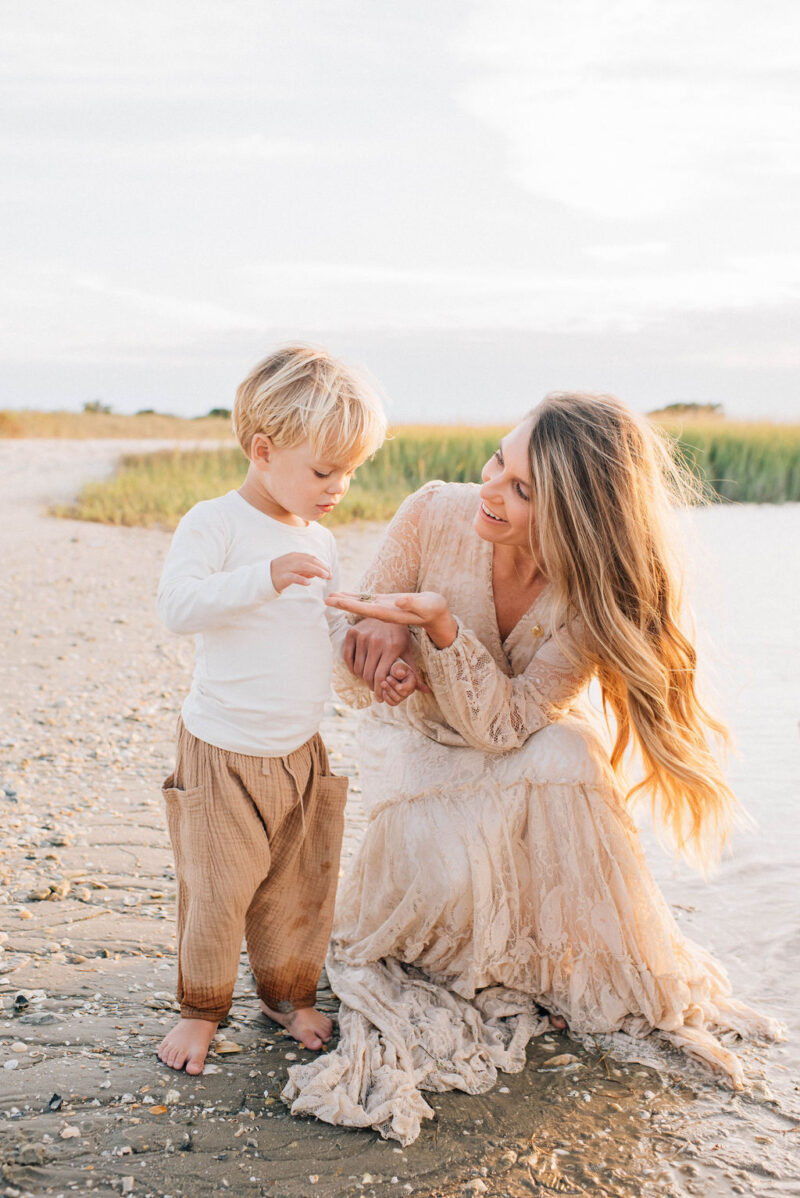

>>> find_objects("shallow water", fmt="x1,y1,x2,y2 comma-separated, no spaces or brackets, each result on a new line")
384,504,800,1197
651,507,800,1198
573,503,800,1196
2,450,796,1197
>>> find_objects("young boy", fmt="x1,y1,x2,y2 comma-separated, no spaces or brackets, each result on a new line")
156,345,387,1075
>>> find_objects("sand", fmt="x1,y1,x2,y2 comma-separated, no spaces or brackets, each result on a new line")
1,441,796,1198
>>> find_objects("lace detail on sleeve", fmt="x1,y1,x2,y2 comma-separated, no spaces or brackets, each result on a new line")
331,655,374,709
416,619,591,752
330,484,443,708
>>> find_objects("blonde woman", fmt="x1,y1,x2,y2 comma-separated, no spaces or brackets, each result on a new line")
283,393,781,1145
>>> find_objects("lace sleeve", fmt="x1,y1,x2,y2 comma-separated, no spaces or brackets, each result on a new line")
414,620,591,752
330,483,442,708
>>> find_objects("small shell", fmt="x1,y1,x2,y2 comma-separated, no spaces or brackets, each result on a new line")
526,1145,581,1193
214,1040,242,1054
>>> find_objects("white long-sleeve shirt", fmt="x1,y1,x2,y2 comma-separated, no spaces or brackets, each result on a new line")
157,490,348,756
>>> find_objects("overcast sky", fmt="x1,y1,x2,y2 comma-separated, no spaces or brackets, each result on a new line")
2,0,799,422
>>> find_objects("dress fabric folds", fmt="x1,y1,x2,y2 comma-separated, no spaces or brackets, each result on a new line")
282,482,782,1145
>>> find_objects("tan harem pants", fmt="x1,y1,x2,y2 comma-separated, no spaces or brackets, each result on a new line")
162,718,348,1021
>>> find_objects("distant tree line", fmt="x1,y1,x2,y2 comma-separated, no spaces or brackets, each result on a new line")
81,400,233,420
648,402,724,419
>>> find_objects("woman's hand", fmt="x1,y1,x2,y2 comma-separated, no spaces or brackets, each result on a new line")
328,591,458,650
342,618,430,702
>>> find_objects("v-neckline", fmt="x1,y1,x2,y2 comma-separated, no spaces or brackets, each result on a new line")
483,536,548,658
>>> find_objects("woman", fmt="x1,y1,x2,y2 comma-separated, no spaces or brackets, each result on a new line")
282,392,781,1146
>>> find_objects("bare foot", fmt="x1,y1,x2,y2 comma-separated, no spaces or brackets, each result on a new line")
157,1017,218,1074
536,1003,567,1031
260,1000,332,1050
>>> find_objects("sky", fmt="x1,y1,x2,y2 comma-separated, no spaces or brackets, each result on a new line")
2,0,800,423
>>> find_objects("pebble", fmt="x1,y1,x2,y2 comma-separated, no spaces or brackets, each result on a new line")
60,1126,80,1139
0,444,791,1198
541,1053,581,1069
17,1143,48,1165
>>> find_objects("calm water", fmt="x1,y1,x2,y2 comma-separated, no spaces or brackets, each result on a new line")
625,503,800,1194
646,504,799,1013
475,503,800,1198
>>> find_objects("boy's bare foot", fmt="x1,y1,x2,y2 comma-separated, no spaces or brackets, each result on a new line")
157,1017,218,1074
260,999,332,1050
536,1003,567,1031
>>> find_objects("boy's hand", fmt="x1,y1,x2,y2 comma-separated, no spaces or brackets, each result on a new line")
379,658,423,706
271,553,331,593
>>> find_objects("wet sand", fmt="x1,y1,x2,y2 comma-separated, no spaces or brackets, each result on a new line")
1,441,797,1198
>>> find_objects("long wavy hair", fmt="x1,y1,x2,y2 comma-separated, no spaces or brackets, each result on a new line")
527,392,739,868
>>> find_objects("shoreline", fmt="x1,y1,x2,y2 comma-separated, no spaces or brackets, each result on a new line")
1,440,796,1198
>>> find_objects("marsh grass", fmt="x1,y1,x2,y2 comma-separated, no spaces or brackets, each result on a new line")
659,420,800,504
52,420,800,529
53,426,508,527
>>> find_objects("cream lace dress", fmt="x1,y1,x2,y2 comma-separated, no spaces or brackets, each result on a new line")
283,482,781,1145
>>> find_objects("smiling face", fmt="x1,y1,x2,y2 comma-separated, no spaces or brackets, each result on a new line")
243,433,360,525
474,417,538,553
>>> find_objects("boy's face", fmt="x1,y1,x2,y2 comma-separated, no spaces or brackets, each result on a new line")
249,434,360,524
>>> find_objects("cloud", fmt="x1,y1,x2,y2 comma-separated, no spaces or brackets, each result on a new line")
455,0,800,220
239,256,800,332
0,134,347,166
585,243,669,264
74,276,264,333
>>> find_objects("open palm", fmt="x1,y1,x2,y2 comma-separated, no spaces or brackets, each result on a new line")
326,590,448,627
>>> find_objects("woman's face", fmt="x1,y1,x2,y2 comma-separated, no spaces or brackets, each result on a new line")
475,417,537,553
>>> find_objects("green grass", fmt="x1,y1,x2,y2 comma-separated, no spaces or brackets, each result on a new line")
659,421,800,504
53,420,800,530
52,426,508,528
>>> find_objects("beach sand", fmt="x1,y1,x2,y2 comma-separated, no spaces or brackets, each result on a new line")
1,441,796,1198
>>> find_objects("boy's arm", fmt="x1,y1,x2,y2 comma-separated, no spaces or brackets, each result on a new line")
157,505,278,635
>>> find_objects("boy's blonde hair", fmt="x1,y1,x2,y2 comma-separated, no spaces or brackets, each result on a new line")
233,344,387,465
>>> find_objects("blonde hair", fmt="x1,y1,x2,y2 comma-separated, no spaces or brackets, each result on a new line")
527,392,739,868
233,344,387,465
